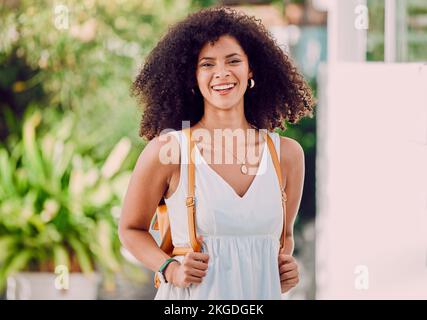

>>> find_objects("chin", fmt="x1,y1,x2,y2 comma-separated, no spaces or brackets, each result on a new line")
210,97,242,109
213,103,237,110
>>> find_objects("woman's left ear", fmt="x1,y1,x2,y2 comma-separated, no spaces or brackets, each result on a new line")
248,71,253,79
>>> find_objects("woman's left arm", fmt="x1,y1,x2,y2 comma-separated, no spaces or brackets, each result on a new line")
278,136,305,293
280,136,305,255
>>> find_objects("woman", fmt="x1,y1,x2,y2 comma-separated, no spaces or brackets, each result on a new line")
119,6,315,299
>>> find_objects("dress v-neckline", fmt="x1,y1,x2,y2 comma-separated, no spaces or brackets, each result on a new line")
193,132,268,200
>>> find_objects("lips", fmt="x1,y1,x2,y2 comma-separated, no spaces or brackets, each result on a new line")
211,82,237,95
211,82,236,88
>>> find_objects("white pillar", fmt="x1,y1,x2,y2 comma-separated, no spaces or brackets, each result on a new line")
384,0,397,62
313,0,367,62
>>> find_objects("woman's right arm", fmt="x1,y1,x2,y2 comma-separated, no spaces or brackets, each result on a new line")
118,134,209,287
118,135,176,275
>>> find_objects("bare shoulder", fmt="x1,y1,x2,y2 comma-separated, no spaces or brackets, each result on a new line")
119,131,181,232
279,136,304,161
135,131,180,183
278,136,305,185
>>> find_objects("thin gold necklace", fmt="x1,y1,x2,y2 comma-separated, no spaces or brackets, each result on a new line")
197,120,258,175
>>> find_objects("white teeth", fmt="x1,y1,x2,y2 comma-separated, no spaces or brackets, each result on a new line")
212,83,235,90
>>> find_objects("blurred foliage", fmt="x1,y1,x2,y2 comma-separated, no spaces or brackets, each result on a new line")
283,0,305,5
367,0,385,61
0,0,197,158
0,109,146,292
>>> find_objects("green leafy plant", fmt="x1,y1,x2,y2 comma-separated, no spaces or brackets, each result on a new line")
0,110,136,292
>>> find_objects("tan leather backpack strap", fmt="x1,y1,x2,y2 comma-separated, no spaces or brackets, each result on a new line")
183,127,201,252
264,131,287,251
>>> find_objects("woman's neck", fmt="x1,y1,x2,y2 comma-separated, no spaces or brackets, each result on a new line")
196,99,256,131
195,112,254,131
195,117,255,132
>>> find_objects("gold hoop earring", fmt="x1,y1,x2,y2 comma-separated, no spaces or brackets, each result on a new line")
248,78,255,89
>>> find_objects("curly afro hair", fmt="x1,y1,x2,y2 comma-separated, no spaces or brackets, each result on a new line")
131,6,315,141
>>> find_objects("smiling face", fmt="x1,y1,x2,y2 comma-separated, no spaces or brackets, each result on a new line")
196,34,253,111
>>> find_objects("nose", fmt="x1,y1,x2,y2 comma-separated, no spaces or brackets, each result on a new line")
214,63,231,79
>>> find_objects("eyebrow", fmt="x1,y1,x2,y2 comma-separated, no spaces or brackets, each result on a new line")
199,53,241,62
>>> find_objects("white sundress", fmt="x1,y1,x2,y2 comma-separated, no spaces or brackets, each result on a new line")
154,129,285,300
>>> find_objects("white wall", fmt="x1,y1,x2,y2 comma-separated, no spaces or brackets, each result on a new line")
316,62,427,299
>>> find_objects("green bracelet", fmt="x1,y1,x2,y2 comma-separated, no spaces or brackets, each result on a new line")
159,258,178,283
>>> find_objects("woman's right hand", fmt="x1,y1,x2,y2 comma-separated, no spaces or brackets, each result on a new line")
166,237,209,288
